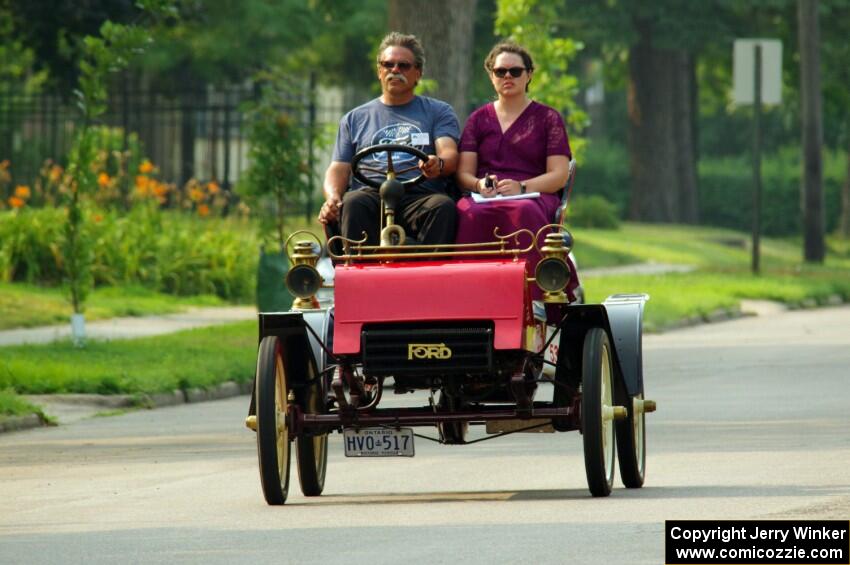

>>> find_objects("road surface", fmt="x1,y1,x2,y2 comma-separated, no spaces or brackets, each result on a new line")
1,306,848,564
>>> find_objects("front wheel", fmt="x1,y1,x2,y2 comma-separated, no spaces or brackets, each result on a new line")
255,336,292,505
581,327,616,497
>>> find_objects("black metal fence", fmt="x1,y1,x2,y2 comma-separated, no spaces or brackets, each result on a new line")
0,80,349,196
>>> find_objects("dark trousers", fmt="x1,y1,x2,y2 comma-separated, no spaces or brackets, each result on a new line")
340,188,456,246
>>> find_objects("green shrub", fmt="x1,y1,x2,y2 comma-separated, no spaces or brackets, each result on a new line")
575,140,631,214
0,207,259,301
578,141,847,236
566,195,621,229
0,207,65,283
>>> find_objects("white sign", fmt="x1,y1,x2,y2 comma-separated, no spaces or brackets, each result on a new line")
733,39,782,105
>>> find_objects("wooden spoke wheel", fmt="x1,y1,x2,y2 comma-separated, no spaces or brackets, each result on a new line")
296,349,329,496
616,390,646,489
255,336,291,505
581,327,616,497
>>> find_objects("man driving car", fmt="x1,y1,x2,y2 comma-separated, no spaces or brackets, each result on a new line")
317,32,460,246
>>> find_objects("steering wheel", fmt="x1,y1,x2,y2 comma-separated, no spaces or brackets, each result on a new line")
350,143,429,189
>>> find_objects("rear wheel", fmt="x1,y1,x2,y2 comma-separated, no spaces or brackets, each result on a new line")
438,392,468,445
616,390,646,488
296,434,328,496
255,336,291,505
581,327,615,497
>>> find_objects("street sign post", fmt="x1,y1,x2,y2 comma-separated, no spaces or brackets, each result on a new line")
733,39,782,275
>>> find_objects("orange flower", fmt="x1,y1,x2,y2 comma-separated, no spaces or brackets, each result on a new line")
135,175,150,195
8,196,25,208
97,172,111,188
92,213,104,224
189,187,205,202
14,185,31,199
49,165,63,183
152,182,169,198
139,160,155,174
206,181,220,194
197,204,210,217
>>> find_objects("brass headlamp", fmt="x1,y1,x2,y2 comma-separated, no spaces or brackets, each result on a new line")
534,227,573,304
284,231,324,310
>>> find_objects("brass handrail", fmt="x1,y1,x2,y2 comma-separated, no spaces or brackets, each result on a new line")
327,228,535,263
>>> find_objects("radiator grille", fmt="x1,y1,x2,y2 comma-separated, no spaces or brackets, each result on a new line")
361,323,493,376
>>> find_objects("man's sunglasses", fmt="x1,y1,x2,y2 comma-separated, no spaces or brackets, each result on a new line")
379,61,414,71
492,66,527,78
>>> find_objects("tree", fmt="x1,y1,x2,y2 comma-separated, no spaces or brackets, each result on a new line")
388,0,477,121
8,0,139,92
563,0,737,224
63,1,176,336
798,0,824,261
821,1,850,237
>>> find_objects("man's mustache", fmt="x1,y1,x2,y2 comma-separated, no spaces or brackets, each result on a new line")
386,73,408,83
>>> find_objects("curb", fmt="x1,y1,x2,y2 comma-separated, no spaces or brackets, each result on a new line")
0,413,46,433
2,380,254,434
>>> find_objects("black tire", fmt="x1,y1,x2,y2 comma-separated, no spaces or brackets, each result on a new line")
581,327,616,497
616,390,646,488
296,347,328,496
437,392,468,445
255,336,291,505
296,434,328,496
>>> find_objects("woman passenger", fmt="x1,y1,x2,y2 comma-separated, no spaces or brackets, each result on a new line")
454,41,579,301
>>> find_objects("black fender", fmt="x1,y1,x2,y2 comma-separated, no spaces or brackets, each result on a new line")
248,309,333,416
554,294,647,397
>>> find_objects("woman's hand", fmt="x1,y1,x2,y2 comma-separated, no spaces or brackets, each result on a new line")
478,174,498,197
496,179,522,196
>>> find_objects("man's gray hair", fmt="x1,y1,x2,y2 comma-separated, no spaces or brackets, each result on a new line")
376,32,426,70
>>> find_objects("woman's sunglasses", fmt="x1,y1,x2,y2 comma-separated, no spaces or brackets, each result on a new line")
492,67,527,78
379,61,414,72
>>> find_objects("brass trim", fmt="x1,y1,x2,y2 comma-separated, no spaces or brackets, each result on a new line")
533,224,573,254
327,228,535,262
284,230,323,261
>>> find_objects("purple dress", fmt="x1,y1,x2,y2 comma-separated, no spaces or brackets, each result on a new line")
456,101,579,301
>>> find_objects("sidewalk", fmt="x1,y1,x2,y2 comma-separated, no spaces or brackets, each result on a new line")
0,306,257,347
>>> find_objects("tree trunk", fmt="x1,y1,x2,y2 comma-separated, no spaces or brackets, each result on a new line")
840,129,850,237
627,20,699,223
388,0,477,122
674,52,699,223
798,0,825,262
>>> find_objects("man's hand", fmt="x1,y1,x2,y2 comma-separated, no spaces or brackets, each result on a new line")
418,155,442,179
318,195,342,224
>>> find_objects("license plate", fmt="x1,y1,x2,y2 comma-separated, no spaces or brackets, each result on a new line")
343,428,415,457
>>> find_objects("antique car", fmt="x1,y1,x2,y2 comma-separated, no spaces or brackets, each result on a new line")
244,144,655,505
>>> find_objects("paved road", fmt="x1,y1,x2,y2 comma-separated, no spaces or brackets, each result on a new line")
1,306,848,564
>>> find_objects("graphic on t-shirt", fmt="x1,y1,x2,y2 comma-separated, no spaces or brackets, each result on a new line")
369,123,425,167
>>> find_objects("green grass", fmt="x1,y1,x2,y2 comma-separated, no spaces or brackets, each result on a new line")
584,272,850,331
0,283,228,330
572,222,850,271
573,223,850,330
0,388,45,419
0,321,256,395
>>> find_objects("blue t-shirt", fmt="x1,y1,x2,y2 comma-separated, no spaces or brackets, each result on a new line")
332,96,460,193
